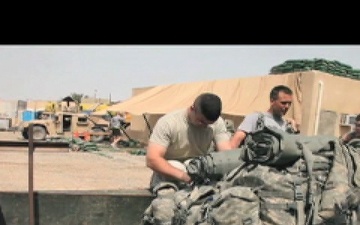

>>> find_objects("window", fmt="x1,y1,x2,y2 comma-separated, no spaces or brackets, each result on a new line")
78,117,87,123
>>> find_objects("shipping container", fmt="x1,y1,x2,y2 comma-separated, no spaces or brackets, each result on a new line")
0,118,11,130
0,100,17,118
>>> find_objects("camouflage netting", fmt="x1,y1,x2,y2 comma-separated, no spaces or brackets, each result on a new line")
69,138,99,151
269,58,360,80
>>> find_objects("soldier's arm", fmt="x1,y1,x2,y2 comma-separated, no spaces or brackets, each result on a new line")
146,115,192,184
340,132,352,144
230,113,258,148
230,130,247,148
213,117,233,151
146,142,191,183
216,140,233,151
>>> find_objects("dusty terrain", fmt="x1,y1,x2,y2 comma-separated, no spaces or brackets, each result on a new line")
0,131,152,192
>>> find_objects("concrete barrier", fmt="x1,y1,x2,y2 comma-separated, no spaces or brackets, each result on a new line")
0,189,153,225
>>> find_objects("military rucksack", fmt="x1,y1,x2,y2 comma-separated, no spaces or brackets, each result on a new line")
347,138,360,149
256,112,298,134
142,126,360,225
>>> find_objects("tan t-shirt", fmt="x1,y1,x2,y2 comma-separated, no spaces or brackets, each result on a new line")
149,109,230,162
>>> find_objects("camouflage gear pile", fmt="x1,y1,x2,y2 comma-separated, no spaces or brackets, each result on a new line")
142,126,360,225
347,138,360,148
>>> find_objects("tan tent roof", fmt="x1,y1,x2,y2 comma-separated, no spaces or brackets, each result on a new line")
95,73,301,120
93,70,360,143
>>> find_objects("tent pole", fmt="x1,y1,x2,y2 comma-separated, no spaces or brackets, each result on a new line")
142,113,152,137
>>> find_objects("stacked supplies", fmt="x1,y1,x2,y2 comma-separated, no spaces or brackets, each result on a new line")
270,58,360,80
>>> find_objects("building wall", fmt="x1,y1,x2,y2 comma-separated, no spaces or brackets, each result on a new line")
311,71,360,136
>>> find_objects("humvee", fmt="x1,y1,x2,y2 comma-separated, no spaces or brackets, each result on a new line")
19,111,112,142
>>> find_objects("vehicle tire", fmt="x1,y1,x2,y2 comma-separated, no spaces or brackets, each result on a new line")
22,128,29,139
90,127,105,143
32,126,47,140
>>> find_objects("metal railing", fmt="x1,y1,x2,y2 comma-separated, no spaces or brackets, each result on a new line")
0,123,69,225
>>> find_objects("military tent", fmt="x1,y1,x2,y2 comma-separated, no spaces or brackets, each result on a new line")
96,70,360,143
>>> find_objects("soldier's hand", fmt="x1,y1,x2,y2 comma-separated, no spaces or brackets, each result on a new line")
285,118,299,132
186,157,207,185
180,171,192,184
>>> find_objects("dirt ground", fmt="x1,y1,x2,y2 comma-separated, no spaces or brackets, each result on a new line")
0,131,152,192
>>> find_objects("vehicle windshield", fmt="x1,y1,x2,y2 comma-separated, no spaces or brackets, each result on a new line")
38,112,55,120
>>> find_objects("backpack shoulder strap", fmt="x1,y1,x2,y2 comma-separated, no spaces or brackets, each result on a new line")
257,112,297,134
255,112,265,131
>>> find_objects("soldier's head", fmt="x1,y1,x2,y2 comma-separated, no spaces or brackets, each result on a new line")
189,93,222,127
355,114,360,133
269,85,293,118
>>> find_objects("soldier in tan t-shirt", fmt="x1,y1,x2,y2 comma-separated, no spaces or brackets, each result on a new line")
146,93,233,193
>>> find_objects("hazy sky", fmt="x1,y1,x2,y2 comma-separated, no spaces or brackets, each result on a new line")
1,45,360,101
